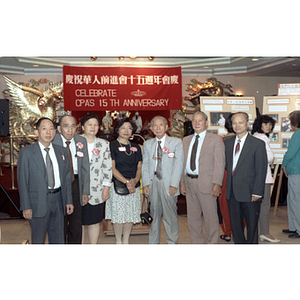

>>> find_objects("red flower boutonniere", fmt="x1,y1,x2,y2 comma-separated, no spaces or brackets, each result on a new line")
76,142,84,149
162,147,169,153
130,147,138,152
92,148,100,155
61,154,65,161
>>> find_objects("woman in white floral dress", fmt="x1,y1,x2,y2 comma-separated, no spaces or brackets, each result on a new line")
105,117,142,244
81,113,112,244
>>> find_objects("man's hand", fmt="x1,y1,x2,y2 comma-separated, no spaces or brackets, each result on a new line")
66,204,74,215
251,195,261,202
180,182,186,195
82,195,89,206
23,209,32,220
169,186,178,196
143,186,150,196
212,184,221,197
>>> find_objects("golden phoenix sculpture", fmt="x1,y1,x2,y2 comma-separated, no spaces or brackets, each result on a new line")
3,75,63,137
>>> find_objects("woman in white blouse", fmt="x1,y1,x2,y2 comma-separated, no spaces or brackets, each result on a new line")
252,115,280,243
81,113,112,244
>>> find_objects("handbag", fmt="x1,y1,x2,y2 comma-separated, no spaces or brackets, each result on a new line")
113,178,130,195
140,194,153,225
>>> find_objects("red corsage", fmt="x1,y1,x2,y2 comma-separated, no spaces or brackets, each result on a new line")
92,148,100,155
76,142,84,149
130,147,138,152
162,147,169,153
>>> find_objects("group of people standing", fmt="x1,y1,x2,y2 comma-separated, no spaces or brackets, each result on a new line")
17,109,300,244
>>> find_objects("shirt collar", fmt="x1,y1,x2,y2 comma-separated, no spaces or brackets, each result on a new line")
195,130,206,139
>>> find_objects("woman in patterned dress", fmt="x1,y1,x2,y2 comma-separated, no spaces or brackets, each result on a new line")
105,117,142,244
81,113,112,244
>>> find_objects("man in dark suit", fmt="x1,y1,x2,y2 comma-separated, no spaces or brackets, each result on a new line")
17,117,73,244
52,115,90,244
225,112,267,244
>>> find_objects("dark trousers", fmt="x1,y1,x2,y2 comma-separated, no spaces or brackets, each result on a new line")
29,191,64,244
64,178,82,244
228,190,261,244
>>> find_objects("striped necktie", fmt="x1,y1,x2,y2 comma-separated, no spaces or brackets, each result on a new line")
155,141,162,180
44,148,55,189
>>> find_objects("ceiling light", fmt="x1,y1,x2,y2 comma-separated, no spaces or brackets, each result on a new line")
252,58,259,61
91,57,98,61
33,64,39,67
148,57,154,61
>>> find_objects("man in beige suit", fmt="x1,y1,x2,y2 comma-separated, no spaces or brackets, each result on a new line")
180,111,225,243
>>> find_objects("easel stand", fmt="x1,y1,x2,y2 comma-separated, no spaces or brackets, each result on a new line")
0,183,22,217
271,164,284,215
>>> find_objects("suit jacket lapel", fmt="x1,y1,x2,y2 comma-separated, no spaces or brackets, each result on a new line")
53,144,64,183
199,132,210,159
235,135,251,172
31,142,47,182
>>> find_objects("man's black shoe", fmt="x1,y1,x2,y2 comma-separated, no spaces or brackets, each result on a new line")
288,232,300,238
282,229,296,234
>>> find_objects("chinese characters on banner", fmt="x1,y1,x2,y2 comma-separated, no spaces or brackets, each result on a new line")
263,95,300,164
63,66,182,111
200,96,257,135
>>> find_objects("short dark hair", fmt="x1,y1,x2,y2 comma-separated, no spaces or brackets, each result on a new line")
225,113,234,133
58,115,77,125
35,117,54,129
251,115,275,136
289,110,300,128
231,111,249,122
113,117,137,136
80,113,101,126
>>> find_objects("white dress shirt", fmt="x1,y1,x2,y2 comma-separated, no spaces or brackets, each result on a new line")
154,134,167,169
185,130,206,175
232,133,248,172
60,135,78,175
38,141,61,189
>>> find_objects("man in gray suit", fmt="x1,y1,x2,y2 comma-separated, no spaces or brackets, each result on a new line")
52,115,90,244
18,117,74,244
142,116,184,244
225,112,267,243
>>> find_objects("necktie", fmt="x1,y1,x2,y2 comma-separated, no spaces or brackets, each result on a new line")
66,141,75,182
44,148,55,189
232,139,241,175
155,141,162,180
235,139,241,155
190,135,199,171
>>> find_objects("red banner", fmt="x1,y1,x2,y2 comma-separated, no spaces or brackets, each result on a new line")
63,65,182,111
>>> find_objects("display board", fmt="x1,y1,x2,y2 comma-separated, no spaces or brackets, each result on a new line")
262,95,300,164
200,96,257,135
278,83,300,96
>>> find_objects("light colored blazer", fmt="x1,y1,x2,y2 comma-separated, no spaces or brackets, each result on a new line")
252,132,274,184
52,133,90,205
86,137,112,205
17,142,72,217
181,132,225,193
142,135,184,197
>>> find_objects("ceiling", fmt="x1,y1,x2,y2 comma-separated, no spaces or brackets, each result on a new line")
0,56,300,77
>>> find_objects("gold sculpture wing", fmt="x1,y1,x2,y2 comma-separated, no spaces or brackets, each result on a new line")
3,75,44,119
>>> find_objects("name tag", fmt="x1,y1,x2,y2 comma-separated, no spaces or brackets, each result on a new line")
168,152,175,158
118,147,126,152
77,151,84,157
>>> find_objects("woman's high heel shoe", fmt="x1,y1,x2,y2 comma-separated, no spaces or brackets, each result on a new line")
259,234,281,243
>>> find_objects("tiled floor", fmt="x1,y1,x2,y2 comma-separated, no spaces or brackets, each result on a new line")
0,205,299,244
